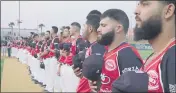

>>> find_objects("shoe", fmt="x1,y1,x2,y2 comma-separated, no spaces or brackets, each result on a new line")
42,85,46,88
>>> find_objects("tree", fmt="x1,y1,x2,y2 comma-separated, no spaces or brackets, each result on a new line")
8,22,15,38
38,24,45,34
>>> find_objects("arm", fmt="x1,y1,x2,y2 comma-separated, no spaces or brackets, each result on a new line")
57,63,62,76
161,46,176,93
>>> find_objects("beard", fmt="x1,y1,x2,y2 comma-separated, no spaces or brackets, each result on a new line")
134,15,162,41
97,29,115,46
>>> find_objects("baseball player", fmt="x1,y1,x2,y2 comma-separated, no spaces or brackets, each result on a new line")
111,1,176,92
54,26,71,92
73,14,106,93
44,26,59,92
89,9,143,92
38,31,52,90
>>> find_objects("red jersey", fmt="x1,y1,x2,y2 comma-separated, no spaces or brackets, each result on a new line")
64,53,74,65
58,56,66,63
42,39,51,59
70,35,82,55
141,39,176,92
58,37,73,65
48,36,59,57
100,42,143,92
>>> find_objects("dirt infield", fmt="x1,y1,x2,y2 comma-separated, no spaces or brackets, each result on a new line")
1,57,43,92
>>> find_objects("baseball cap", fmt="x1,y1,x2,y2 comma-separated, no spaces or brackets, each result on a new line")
77,40,87,52
112,71,149,92
82,53,103,81
63,43,72,51
59,43,64,50
72,49,86,69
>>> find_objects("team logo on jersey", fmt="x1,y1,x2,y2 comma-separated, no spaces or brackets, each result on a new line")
147,70,159,90
105,59,116,71
101,73,111,85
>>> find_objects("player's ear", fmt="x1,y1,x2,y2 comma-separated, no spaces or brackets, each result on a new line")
115,25,123,33
164,3,175,19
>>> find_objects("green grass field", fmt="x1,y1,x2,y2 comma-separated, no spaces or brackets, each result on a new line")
138,50,153,60
1,58,4,79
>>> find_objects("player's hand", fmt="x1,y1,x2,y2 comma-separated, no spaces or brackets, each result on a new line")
37,55,41,60
62,50,69,57
88,80,97,92
57,68,61,76
72,66,83,78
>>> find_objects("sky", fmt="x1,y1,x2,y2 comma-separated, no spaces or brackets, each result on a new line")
1,1,138,33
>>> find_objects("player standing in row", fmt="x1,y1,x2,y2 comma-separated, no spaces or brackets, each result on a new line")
89,9,144,92
45,26,60,92
111,1,175,93
73,11,106,92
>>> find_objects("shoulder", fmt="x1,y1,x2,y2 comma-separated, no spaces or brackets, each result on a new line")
162,45,176,64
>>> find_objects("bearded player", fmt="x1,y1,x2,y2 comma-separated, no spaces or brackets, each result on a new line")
133,1,175,92
89,9,144,92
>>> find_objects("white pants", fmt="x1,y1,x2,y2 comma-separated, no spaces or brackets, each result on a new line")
39,66,46,85
11,47,15,57
16,48,20,58
15,48,19,58
60,64,80,92
26,53,32,67
13,48,18,57
19,49,25,63
33,57,41,82
43,58,50,86
45,57,58,92
22,49,28,64
53,63,62,92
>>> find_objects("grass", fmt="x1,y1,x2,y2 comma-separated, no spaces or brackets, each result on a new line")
138,50,153,60
1,58,4,79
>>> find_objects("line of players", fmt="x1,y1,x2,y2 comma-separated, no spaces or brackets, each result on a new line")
10,1,175,92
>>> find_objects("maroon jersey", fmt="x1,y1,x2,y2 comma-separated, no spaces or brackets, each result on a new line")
35,41,41,54
100,42,143,92
70,35,83,55
141,39,176,92
42,39,52,59
48,36,59,57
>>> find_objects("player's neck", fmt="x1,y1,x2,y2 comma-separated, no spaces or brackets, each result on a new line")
52,34,57,38
108,35,126,52
149,25,175,54
88,32,98,44
73,32,80,39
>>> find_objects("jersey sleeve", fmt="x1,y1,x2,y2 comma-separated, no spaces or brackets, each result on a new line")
118,47,143,75
161,46,176,93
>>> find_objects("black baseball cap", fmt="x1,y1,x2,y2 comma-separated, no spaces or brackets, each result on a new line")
63,43,72,52
72,49,86,69
59,43,64,50
82,53,103,81
112,71,149,92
